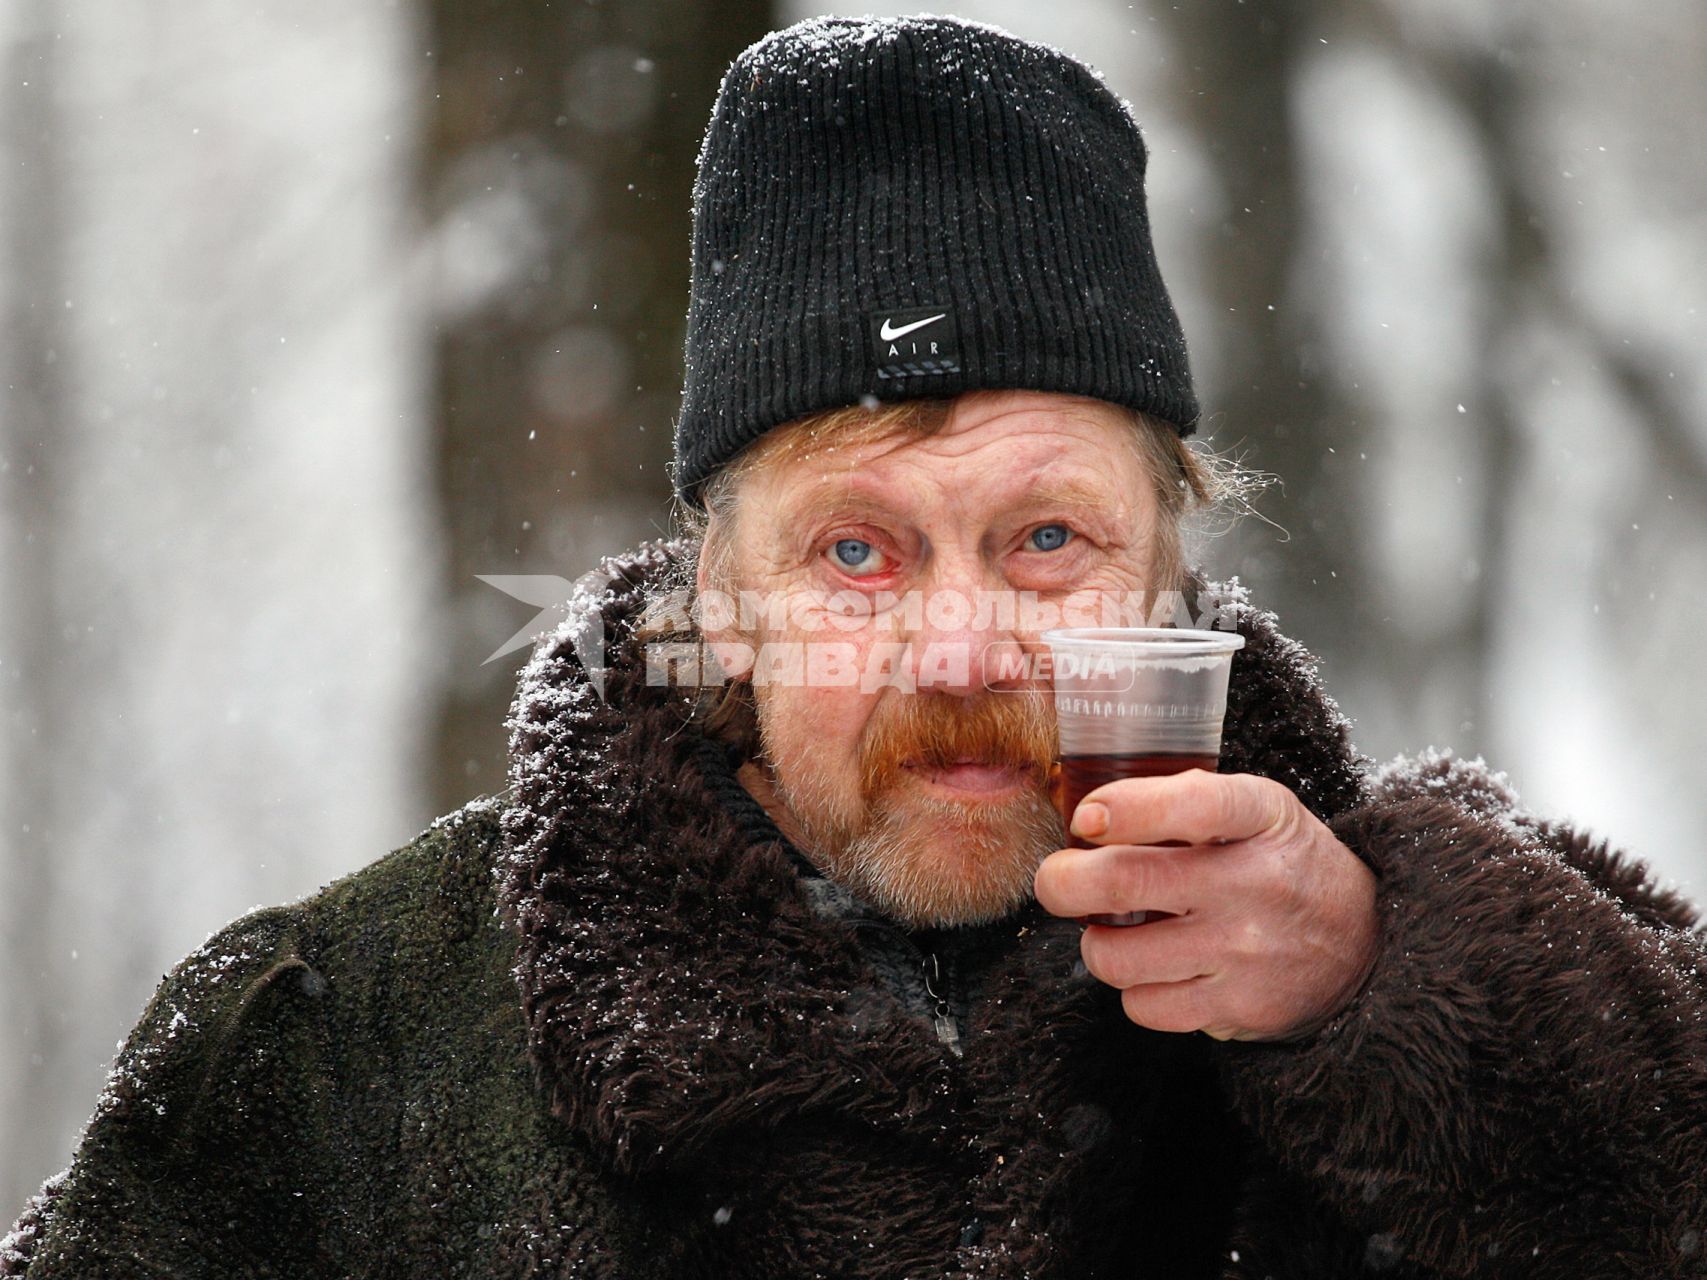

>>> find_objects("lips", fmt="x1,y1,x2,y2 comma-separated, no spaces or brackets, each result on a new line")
902,758,1036,796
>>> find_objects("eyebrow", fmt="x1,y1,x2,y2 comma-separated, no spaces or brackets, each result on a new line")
1009,477,1130,514
778,474,1130,529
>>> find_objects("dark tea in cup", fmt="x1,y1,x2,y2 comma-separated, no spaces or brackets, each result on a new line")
1040,627,1245,928
1048,751,1221,841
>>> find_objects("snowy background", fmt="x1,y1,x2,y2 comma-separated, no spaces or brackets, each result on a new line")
3,0,1704,1215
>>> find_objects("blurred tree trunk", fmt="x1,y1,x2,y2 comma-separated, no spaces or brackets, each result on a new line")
1390,29,1527,757
1163,1,1524,759
422,0,774,813
1162,0,1377,664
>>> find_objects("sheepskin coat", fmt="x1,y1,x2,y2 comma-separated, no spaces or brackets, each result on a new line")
5,540,1705,1279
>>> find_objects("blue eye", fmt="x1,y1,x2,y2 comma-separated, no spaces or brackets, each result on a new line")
831,538,887,575
1028,523,1073,552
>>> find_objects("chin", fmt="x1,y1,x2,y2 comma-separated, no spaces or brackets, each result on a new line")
843,802,1055,929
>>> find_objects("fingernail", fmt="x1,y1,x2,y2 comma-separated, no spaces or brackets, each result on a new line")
1071,802,1108,838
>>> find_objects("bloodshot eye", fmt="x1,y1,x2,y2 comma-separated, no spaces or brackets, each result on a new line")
831,538,888,576
1028,523,1074,552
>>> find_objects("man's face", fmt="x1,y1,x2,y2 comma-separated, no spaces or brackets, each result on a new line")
701,389,1160,928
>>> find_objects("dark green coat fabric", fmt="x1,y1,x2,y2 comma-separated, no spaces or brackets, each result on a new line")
6,543,1705,1278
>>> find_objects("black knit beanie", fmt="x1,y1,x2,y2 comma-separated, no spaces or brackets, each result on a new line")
672,14,1199,508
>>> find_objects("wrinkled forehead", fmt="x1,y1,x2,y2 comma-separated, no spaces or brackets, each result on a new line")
736,410,1148,530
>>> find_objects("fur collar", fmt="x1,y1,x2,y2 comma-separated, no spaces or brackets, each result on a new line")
495,540,1370,1204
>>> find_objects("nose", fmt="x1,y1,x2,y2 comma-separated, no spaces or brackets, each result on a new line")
906,557,1030,697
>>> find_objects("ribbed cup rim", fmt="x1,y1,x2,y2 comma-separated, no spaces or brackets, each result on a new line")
1041,626,1246,657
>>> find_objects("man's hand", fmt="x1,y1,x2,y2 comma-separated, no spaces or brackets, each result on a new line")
1033,770,1379,1042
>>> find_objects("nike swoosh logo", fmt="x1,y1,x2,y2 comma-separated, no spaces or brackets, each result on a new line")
879,314,946,341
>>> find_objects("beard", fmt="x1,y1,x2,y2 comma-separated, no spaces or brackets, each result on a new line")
753,685,1065,928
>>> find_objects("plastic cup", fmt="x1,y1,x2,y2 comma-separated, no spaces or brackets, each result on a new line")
1041,627,1246,926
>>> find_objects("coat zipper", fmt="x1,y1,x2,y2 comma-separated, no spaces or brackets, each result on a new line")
921,949,964,1058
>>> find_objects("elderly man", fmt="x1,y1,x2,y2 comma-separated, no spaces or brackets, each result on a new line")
6,14,1703,1280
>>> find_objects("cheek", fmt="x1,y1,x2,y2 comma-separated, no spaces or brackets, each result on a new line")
760,614,902,701
755,672,871,771
1073,562,1151,606
748,621,896,770
1079,556,1149,593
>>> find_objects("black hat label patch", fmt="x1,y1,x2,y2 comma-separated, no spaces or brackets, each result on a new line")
869,305,961,380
